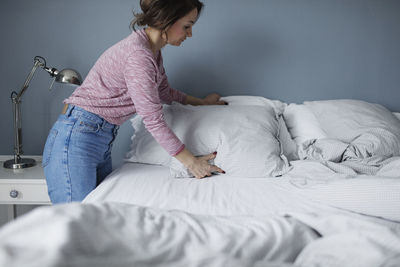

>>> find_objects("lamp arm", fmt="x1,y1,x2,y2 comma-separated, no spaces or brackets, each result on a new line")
16,58,46,99
10,57,47,163
4,56,81,169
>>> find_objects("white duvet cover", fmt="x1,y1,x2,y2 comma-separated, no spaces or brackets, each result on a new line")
0,202,318,267
0,161,399,267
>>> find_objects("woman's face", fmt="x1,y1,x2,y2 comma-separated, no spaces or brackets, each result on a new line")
166,8,198,46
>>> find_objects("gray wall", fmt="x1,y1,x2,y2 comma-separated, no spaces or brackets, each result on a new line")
1,0,400,168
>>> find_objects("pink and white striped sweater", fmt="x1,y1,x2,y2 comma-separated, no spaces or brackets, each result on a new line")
64,29,186,156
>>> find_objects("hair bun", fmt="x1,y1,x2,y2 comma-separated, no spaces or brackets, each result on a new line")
130,0,204,32
135,13,147,26
140,0,152,14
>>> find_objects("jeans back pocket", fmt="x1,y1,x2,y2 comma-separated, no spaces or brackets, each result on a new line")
75,117,100,133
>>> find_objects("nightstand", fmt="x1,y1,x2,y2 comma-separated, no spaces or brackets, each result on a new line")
0,155,51,221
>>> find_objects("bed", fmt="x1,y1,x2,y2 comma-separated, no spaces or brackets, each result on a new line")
0,96,399,267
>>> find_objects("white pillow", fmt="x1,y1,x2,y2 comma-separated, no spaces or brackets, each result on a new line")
127,95,283,166
220,95,286,115
283,103,328,144
127,102,291,178
393,112,400,121
284,101,400,145
304,99,400,142
126,111,172,166
221,96,298,160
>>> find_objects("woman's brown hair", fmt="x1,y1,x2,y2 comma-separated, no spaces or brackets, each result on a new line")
130,0,204,31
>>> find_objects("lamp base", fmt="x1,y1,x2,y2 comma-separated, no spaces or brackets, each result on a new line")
3,158,36,169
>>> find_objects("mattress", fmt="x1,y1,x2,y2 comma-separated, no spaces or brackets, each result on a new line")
84,160,400,223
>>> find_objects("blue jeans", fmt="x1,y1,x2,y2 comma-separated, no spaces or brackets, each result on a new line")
42,105,119,204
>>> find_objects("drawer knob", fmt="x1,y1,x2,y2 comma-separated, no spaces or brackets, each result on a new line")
10,190,19,198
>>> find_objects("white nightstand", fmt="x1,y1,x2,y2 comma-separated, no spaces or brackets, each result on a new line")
0,155,51,221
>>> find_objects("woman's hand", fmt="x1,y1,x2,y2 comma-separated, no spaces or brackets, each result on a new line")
184,94,228,106
175,148,225,178
188,152,225,178
203,93,228,105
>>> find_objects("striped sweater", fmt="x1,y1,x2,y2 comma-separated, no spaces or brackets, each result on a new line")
65,29,186,156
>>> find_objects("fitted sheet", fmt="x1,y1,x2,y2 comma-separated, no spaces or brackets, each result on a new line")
84,161,400,222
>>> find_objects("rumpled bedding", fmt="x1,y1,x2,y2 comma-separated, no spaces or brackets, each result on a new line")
0,202,400,267
298,128,400,176
0,203,317,267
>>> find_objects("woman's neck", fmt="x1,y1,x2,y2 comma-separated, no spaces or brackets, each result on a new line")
144,27,166,57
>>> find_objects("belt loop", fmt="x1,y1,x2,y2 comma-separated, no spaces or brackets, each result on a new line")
65,105,75,117
101,119,107,129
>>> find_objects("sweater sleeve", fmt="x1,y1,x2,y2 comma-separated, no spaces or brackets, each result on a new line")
158,65,187,105
124,52,185,156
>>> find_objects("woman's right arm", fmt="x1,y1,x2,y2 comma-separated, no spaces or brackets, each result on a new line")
124,52,224,178
174,148,225,178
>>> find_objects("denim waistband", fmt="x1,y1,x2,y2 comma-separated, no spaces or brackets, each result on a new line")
64,105,117,130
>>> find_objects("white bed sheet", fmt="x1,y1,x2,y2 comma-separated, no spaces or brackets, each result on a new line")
84,161,400,223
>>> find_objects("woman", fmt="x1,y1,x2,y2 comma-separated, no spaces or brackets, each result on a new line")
43,0,225,204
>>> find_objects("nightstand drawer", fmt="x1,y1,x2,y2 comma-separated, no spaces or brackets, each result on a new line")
0,183,51,204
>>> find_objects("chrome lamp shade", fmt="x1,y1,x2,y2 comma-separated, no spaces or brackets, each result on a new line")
55,69,82,85
3,56,82,169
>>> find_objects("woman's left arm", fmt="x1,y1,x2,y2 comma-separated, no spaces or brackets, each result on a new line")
158,63,226,106
185,93,227,106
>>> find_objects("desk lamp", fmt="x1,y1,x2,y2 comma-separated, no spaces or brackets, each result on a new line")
3,56,82,169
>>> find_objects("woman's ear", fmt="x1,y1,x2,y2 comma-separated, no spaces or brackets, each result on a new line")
162,25,171,44
161,31,168,43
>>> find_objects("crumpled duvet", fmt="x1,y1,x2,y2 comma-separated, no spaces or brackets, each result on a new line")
0,202,400,267
298,128,400,176
0,203,318,267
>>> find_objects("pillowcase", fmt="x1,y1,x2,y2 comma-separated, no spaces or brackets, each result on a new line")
303,99,400,142
284,100,400,144
220,95,286,114
284,99,400,163
393,112,400,121
127,102,291,178
220,96,298,160
283,103,328,145
126,111,172,166
126,95,285,166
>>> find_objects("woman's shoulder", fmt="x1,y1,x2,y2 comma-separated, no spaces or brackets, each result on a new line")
101,30,152,62
126,29,152,52
119,30,153,60
90,31,154,72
